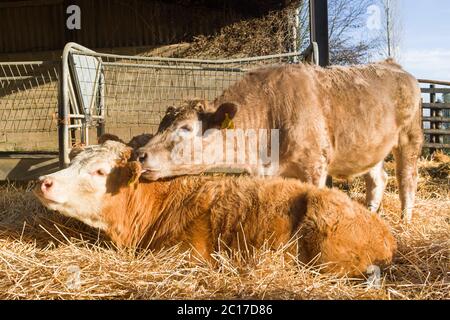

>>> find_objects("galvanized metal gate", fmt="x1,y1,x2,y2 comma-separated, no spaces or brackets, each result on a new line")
59,43,310,167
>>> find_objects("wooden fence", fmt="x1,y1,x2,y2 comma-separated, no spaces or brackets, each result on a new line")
419,79,450,151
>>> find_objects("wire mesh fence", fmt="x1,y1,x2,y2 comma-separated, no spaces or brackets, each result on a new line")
0,61,59,132
100,53,304,129
0,61,59,151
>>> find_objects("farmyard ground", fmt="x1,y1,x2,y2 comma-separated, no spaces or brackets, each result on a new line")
0,155,448,299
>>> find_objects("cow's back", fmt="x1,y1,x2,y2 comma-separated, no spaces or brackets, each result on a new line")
183,175,396,275
201,176,309,250
313,60,420,176
214,61,421,178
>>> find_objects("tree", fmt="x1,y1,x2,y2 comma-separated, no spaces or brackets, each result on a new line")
379,0,403,60
328,0,380,65
297,0,381,65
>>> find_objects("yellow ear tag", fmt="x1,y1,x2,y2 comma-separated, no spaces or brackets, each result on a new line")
221,113,235,129
127,175,139,187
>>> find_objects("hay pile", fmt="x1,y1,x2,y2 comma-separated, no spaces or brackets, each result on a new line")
0,156,448,300
173,4,300,59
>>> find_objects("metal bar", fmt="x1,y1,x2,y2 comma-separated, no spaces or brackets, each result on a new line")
0,61,51,66
67,42,304,64
86,50,305,64
101,62,248,73
309,0,329,67
97,72,105,139
0,76,41,80
68,114,104,119
59,43,71,168
302,42,319,65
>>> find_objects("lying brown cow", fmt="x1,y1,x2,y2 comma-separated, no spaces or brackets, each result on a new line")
34,139,396,276
138,60,423,222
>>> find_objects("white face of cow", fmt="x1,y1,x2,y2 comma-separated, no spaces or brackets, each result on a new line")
34,140,138,230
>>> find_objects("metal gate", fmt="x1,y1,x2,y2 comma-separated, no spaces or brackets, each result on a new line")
59,43,311,167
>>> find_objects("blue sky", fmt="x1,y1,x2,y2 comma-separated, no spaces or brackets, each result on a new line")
400,0,450,80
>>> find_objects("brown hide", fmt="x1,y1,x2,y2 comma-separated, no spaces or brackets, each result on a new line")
101,165,396,276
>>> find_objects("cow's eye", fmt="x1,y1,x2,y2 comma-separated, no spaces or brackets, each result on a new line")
180,125,192,132
94,169,107,176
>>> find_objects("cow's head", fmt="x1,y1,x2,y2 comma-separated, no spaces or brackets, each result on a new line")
138,99,238,180
34,138,142,230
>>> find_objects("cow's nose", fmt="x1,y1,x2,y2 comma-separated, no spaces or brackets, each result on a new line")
41,178,54,194
138,151,148,164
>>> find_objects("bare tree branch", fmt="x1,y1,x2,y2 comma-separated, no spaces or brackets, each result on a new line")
328,0,380,65
378,0,403,60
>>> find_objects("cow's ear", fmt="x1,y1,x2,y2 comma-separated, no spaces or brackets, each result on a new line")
212,102,238,129
69,143,85,161
125,161,142,186
165,106,176,114
117,146,134,166
98,133,125,144
107,161,141,194
127,133,153,150
193,100,209,113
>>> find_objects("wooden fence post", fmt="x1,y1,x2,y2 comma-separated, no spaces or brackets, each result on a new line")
430,84,436,153
429,84,444,154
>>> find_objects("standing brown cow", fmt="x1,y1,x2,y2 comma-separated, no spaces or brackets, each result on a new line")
138,60,423,222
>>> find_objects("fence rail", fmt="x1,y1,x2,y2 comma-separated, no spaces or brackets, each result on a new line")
422,103,450,110
419,79,450,150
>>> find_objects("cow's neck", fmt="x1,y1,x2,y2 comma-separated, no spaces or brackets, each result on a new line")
215,87,276,130
101,181,168,248
101,177,208,249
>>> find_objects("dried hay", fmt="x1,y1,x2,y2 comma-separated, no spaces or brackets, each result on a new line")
0,157,448,300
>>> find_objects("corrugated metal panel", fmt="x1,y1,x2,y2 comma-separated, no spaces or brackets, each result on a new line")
0,0,65,53
0,0,244,54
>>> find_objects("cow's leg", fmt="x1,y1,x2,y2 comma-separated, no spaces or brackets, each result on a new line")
392,111,423,223
392,146,420,223
364,161,388,212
